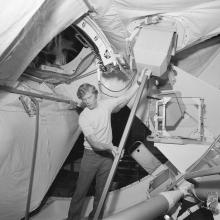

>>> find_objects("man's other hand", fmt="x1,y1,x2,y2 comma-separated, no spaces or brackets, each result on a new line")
111,146,119,157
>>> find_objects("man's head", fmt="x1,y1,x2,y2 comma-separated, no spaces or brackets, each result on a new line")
77,83,98,110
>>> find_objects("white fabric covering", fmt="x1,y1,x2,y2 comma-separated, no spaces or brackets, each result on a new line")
1,1,220,219
1,0,220,83
0,85,81,220
0,0,45,57
89,0,220,53
0,0,88,84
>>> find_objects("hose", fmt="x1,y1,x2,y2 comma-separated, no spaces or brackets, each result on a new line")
24,98,39,220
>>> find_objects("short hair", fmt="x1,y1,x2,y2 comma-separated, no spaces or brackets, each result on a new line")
77,83,98,99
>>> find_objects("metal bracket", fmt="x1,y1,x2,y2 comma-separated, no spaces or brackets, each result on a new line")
19,95,37,117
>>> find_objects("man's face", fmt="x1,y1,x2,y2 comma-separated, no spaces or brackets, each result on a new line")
82,90,97,110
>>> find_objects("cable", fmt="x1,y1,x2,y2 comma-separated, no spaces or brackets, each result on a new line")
24,98,39,220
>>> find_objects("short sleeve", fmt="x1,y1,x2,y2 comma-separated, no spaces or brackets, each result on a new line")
102,98,121,113
79,115,94,137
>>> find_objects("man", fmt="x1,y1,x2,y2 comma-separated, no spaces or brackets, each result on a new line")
66,70,146,220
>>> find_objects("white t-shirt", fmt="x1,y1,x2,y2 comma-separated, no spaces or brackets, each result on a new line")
79,98,118,150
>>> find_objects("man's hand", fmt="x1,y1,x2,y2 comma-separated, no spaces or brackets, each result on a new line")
68,101,78,109
111,146,119,157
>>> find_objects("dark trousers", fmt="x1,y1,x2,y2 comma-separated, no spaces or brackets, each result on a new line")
67,149,113,220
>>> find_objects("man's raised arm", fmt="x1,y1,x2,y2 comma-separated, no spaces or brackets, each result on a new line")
112,68,150,112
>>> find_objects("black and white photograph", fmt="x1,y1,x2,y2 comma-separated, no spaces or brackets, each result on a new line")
0,0,220,220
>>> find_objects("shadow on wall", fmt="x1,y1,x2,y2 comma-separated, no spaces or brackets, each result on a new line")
111,106,168,164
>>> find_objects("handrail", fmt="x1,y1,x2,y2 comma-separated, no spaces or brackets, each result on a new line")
0,85,77,106
25,98,39,220
93,72,149,220
186,134,220,172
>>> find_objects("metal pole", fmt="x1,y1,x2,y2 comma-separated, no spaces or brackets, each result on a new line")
93,73,148,220
25,98,39,220
166,134,220,191
0,85,77,106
